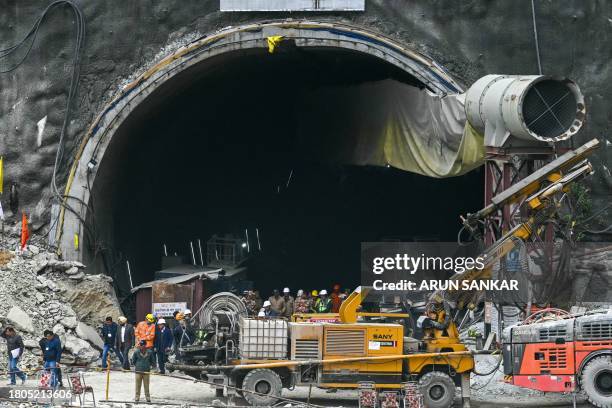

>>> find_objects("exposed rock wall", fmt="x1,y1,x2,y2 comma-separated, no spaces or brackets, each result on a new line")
0,1,610,229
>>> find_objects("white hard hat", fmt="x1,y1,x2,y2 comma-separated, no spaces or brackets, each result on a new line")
158,318,166,324
297,289,304,297
184,309,192,314
283,287,290,293
320,289,328,295
263,300,271,307
258,310,266,317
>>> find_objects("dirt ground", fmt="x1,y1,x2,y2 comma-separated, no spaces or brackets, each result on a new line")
69,370,588,407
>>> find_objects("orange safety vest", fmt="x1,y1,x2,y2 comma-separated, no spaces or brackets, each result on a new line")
135,321,156,348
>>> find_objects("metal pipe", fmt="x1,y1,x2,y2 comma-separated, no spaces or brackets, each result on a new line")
126,260,133,289
197,239,204,266
190,241,196,265
168,350,473,372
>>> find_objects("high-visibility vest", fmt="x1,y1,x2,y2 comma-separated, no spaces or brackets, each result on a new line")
314,298,331,313
135,321,156,348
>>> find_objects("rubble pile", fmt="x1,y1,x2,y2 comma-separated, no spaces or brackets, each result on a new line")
0,231,122,372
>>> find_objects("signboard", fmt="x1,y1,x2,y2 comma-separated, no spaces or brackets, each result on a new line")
220,0,365,12
152,282,193,317
152,302,187,318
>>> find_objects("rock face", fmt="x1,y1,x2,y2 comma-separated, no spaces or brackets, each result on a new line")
76,322,104,350
0,1,610,237
64,333,100,364
60,275,122,328
6,306,35,333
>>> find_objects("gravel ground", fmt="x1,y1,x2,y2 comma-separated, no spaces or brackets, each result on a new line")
75,370,588,407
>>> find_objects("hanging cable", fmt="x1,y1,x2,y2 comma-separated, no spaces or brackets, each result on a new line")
1,1,89,244
530,0,543,74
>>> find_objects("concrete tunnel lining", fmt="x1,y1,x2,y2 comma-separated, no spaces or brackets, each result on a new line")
56,20,469,275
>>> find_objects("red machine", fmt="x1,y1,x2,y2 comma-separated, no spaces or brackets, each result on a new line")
502,308,612,407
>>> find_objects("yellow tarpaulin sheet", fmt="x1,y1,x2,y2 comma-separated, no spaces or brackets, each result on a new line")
297,79,484,178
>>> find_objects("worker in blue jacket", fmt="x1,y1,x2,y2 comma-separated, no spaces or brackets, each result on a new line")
100,316,120,368
154,318,173,374
40,330,62,388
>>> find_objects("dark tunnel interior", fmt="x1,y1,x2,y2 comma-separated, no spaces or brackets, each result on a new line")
86,47,484,299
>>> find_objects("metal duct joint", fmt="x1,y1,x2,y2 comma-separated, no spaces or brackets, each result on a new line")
465,75,585,147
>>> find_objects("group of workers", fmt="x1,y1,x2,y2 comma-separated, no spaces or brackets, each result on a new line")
2,286,353,402
241,285,351,318
97,309,194,402
2,326,65,389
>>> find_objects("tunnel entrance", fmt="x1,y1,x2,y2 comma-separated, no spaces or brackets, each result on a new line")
83,45,482,300
57,21,483,303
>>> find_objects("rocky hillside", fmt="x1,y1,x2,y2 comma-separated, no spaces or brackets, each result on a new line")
0,231,122,372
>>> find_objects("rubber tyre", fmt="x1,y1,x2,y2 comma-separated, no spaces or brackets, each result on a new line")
581,355,612,408
418,371,456,408
242,368,282,406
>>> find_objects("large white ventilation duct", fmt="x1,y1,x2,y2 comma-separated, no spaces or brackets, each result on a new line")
464,75,585,147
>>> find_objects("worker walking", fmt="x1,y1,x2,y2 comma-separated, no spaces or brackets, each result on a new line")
132,340,156,403
135,314,156,349
154,318,173,374
101,316,120,368
314,289,332,313
268,290,286,316
282,287,294,319
1,327,26,385
115,316,134,370
40,330,62,389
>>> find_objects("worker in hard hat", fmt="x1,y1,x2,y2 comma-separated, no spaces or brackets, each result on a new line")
314,289,332,313
267,289,286,316
262,300,278,317
330,284,342,313
309,290,319,312
135,314,156,349
115,316,134,370
282,287,294,319
181,309,196,345
154,318,173,375
293,289,309,314
172,312,185,352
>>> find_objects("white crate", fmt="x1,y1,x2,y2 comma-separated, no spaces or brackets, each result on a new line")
239,318,288,359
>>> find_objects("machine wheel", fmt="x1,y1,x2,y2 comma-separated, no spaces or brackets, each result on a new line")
242,368,282,406
418,371,456,408
581,355,612,408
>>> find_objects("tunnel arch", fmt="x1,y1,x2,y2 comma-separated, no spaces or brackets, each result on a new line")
56,20,466,271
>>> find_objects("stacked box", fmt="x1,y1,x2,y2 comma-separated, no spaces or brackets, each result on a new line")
239,317,288,359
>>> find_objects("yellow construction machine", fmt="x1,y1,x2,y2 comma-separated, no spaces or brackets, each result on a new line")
170,139,599,408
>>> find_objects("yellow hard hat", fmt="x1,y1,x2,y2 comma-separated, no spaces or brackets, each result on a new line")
146,313,155,322
311,290,318,297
